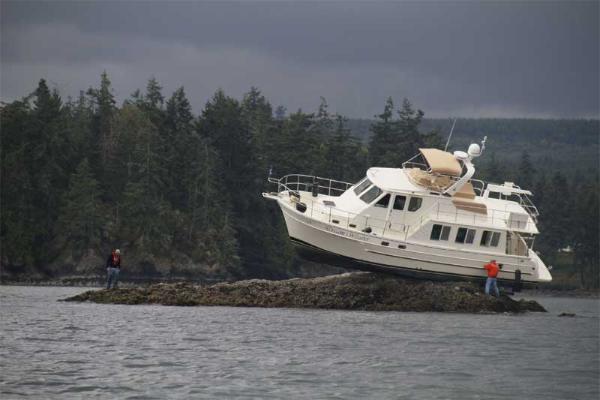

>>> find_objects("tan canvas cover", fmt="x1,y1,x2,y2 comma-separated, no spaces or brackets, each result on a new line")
419,148,462,177
452,199,488,215
453,181,476,200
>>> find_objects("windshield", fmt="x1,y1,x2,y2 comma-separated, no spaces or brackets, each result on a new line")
353,178,372,196
360,185,383,203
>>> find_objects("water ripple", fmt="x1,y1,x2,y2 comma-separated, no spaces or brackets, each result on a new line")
0,286,598,399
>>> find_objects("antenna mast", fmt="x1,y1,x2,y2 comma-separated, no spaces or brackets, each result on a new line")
444,118,457,152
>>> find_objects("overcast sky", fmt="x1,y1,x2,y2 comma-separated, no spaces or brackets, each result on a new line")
1,1,598,118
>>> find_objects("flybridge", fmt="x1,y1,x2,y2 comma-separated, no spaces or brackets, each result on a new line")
263,138,552,285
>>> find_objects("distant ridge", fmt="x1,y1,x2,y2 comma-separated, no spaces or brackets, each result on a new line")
346,118,599,172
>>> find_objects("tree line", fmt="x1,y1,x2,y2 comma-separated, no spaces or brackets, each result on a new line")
1,73,597,287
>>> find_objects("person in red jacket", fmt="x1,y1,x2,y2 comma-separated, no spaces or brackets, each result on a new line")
484,259,500,296
106,249,121,289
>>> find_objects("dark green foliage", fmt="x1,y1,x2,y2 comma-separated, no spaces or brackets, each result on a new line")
571,181,599,288
324,116,366,182
1,72,598,288
1,99,36,266
350,117,599,180
540,173,572,259
59,159,102,252
368,97,395,167
368,97,432,168
517,151,535,189
479,152,502,183
86,71,116,170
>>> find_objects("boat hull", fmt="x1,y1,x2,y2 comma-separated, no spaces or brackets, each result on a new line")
277,199,545,286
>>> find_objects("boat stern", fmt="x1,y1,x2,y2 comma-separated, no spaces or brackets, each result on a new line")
529,249,553,283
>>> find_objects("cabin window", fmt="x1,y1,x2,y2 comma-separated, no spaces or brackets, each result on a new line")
353,178,372,196
456,227,476,244
375,194,390,208
441,226,451,240
481,230,501,247
430,224,451,241
360,185,383,204
491,232,500,247
408,197,422,212
393,195,406,210
466,229,476,244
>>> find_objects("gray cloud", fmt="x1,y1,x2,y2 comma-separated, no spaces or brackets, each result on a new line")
1,1,598,118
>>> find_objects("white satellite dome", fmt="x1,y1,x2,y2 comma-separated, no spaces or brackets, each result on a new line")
468,143,482,158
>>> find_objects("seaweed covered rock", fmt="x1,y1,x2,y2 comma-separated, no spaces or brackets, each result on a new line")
63,272,546,313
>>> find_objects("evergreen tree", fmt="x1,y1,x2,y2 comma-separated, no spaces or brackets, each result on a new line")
571,180,599,288
276,110,323,176
64,91,94,170
368,97,395,166
422,129,444,149
59,159,102,253
145,77,164,110
369,97,426,167
241,88,296,276
241,86,273,178
517,150,536,189
87,71,117,167
164,86,195,207
482,152,502,183
274,105,287,120
1,99,35,266
199,90,250,193
539,172,571,263
113,104,172,255
395,98,424,162
324,115,366,182
27,79,68,266
532,172,548,216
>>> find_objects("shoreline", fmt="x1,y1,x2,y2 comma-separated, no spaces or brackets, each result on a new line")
62,272,548,313
2,275,598,298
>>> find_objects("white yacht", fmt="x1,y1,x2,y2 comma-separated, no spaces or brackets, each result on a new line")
263,139,552,286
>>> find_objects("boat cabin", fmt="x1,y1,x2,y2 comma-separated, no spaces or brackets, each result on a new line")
310,147,539,257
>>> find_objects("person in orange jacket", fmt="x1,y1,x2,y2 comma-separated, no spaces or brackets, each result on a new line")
484,259,500,296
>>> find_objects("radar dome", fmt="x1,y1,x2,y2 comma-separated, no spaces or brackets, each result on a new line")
468,143,481,157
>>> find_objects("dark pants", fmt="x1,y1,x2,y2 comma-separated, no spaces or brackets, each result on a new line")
106,267,120,289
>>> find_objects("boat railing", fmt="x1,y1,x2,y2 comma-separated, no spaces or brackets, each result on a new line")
402,160,429,170
506,188,539,223
304,200,389,232
520,193,539,223
267,182,412,238
268,174,354,197
484,181,540,223
448,175,486,196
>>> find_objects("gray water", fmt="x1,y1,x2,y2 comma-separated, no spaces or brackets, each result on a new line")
0,286,598,399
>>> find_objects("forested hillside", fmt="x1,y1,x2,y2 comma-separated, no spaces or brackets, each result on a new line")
348,118,599,175
1,75,598,288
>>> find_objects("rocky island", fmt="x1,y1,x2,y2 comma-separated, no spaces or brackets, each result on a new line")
64,272,546,313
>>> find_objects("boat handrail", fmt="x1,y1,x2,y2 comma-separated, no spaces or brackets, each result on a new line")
268,174,537,238
268,174,354,197
484,181,540,223
304,199,411,238
520,193,539,223
402,160,429,170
